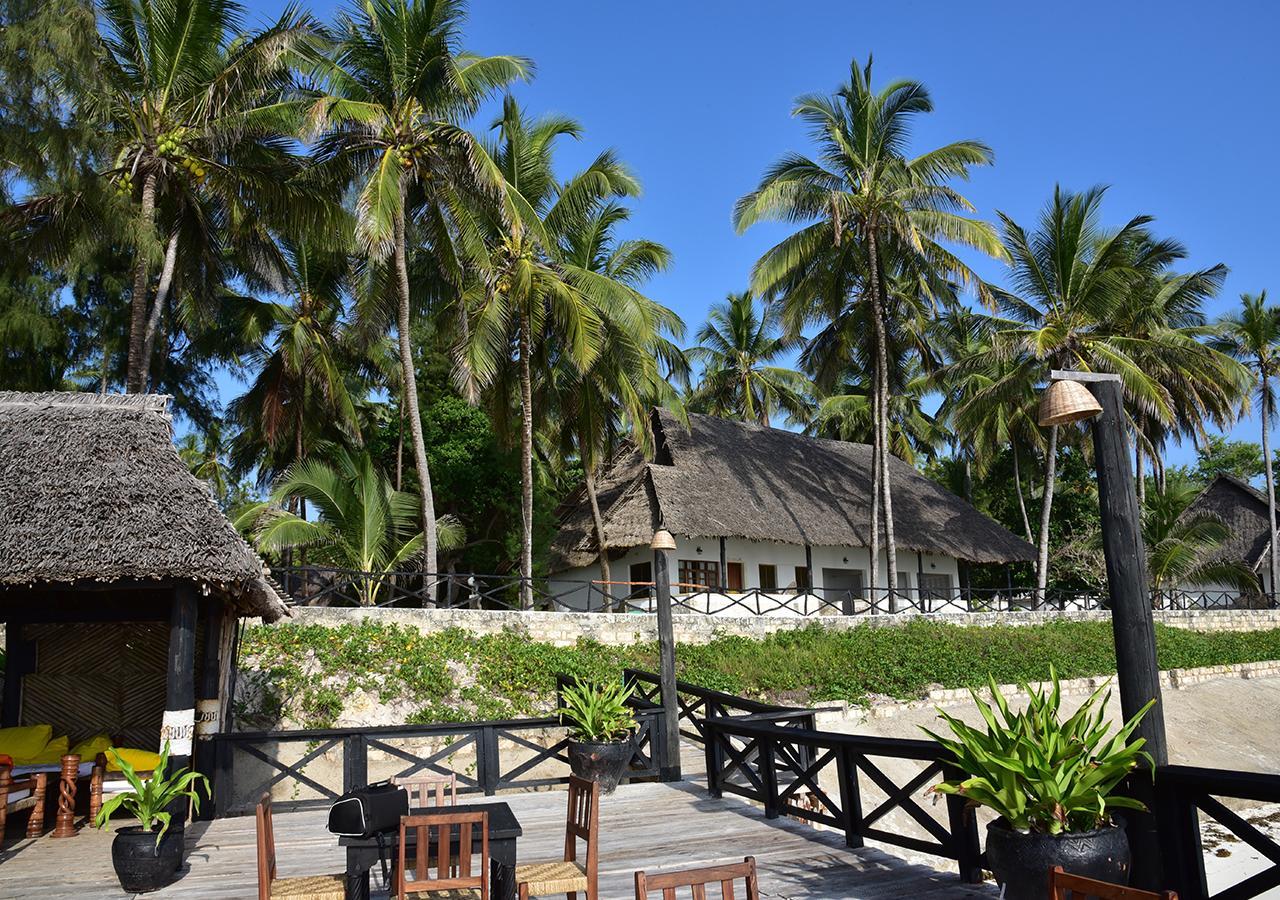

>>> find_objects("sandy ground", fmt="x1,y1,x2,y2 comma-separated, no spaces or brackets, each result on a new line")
817,674,1280,896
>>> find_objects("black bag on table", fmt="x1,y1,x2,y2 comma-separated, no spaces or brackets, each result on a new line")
327,780,408,838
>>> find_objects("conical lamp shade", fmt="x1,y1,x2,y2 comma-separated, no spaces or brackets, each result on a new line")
650,528,677,550
1038,379,1103,427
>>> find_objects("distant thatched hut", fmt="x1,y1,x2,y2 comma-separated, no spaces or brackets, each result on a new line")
0,391,286,787
549,410,1035,612
1175,474,1273,605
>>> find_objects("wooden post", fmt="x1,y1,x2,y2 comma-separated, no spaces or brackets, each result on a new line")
193,599,224,819
653,533,681,781
2,622,35,728
52,754,80,838
163,585,198,830
718,536,728,592
1086,376,1169,890
916,551,925,612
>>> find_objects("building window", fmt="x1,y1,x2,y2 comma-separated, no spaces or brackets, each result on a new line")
795,566,811,591
678,559,720,590
758,564,778,592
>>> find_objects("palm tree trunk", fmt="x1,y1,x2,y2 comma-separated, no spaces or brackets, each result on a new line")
518,309,536,610
393,209,438,579
1036,425,1059,604
866,228,898,611
125,172,158,393
396,398,405,491
1262,373,1279,605
1135,414,1147,507
869,383,881,608
1013,441,1033,542
584,464,614,612
139,230,179,390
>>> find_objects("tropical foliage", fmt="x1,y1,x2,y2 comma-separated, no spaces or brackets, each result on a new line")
94,741,210,844
923,670,1154,834
1,3,1275,601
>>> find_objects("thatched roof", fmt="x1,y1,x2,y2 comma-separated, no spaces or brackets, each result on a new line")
1181,474,1274,571
0,391,287,620
550,410,1036,571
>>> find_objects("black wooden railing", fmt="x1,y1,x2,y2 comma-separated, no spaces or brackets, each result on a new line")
209,706,670,818
269,565,1273,616
1155,764,1280,900
702,715,984,884
622,668,820,746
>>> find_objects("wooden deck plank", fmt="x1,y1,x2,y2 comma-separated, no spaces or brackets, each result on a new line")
0,781,996,899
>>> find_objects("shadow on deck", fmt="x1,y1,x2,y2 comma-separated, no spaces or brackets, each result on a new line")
0,780,996,899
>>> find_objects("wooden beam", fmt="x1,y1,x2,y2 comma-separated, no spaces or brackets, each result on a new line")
652,545,681,781
164,585,198,831
1,624,35,728
1049,369,1121,383
193,599,225,819
1088,377,1168,890
718,536,728,592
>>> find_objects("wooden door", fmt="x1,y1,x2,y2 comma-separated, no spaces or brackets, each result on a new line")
727,562,744,591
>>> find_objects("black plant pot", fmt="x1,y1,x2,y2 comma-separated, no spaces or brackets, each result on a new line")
111,825,184,893
567,737,633,794
985,819,1129,900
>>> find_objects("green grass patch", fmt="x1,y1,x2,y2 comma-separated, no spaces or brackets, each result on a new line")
234,619,1280,730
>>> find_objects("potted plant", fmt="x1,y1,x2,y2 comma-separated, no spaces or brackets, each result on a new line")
923,669,1154,900
558,677,638,794
95,741,210,893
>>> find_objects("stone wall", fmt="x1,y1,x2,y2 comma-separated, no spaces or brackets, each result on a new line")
280,605,1280,646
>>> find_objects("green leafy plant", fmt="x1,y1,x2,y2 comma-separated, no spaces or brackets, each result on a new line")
94,742,211,845
558,678,637,743
922,668,1154,834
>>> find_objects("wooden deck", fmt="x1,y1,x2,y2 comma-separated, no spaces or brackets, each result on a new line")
0,781,997,899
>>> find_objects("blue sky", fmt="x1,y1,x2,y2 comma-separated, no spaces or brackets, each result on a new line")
239,0,1280,467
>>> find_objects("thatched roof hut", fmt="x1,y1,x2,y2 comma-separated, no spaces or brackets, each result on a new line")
1180,474,1274,573
0,392,284,784
550,410,1036,572
0,391,285,620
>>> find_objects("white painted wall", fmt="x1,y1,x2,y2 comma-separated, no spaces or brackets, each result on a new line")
548,535,964,616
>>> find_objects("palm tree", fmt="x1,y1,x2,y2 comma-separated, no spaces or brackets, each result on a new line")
226,238,364,485
1211,291,1280,601
550,201,685,609
308,0,529,578
1141,482,1258,603
86,0,322,391
687,292,810,426
963,186,1244,598
456,98,653,608
245,450,463,606
734,56,1004,599
177,423,232,504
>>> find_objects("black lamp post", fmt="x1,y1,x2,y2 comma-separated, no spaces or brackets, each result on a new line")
1040,370,1169,889
651,527,681,781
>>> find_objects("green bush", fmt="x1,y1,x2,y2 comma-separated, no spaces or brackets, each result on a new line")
235,619,1280,729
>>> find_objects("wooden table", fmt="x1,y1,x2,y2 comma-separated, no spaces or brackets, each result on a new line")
339,801,522,900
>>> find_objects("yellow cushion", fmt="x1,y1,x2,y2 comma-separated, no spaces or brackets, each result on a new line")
270,873,345,899
106,747,163,773
0,725,53,761
70,734,112,762
516,859,589,893
13,734,69,766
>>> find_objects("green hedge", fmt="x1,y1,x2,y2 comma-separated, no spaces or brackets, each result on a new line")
235,619,1280,730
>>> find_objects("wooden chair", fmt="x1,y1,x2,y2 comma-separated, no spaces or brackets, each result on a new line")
393,773,458,810
516,775,599,899
0,764,49,841
1050,866,1179,900
396,810,489,900
255,793,345,900
634,856,759,900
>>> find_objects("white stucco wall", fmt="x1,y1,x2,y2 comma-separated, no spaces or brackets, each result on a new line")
547,535,963,616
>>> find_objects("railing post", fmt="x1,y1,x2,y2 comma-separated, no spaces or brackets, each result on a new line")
704,720,724,798
836,745,863,849
1152,776,1209,900
944,760,984,884
478,726,501,795
760,736,779,819
212,738,233,819
342,733,367,793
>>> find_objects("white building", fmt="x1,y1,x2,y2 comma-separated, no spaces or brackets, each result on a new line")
548,411,1036,615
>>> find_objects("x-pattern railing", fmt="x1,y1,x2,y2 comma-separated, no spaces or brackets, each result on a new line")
210,706,670,817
